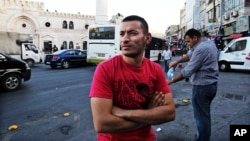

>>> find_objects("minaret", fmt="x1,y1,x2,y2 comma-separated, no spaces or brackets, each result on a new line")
95,0,108,24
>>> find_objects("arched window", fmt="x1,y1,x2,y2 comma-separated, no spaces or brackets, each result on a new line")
62,21,67,29
69,41,74,49
83,41,87,50
61,41,67,49
69,21,74,29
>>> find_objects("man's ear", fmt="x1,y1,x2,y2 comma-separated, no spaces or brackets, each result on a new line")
193,36,198,41
145,33,152,44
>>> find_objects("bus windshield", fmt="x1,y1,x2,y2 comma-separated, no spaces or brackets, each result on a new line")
89,26,115,39
145,36,165,62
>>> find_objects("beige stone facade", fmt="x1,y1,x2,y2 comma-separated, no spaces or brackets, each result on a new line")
0,0,95,57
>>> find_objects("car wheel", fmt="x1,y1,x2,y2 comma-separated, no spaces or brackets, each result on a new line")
50,64,57,69
62,61,70,69
26,59,34,67
1,74,21,91
219,61,230,72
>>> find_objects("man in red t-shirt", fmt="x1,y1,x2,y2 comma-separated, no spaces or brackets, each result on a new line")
89,15,176,141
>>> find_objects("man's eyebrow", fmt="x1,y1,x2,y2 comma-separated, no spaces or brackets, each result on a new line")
120,29,138,33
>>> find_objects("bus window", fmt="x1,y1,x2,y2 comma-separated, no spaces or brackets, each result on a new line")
87,24,120,64
89,26,115,39
145,37,165,62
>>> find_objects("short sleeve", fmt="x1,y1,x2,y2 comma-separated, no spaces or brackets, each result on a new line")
89,63,113,99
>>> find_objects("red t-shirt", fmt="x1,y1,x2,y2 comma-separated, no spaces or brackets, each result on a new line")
89,55,171,141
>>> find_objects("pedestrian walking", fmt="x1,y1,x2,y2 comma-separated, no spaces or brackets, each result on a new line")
52,45,58,52
162,46,172,72
89,15,176,141
168,28,219,141
171,44,177,56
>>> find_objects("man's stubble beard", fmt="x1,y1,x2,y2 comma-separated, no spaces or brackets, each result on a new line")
122,42,147,58
122,47,146,58
123,50,142,58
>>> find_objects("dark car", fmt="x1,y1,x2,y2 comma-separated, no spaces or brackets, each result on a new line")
0,53,31,91
44,49,88,69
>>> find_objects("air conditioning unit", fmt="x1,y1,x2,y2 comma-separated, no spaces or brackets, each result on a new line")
223,13,230,20
231,11,239,17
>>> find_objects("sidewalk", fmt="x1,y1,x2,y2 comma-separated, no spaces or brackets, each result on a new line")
153,56,250,141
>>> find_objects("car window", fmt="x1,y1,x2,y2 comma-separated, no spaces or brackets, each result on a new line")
81,51,86,57
25,44,31,50
76,50,82,55
0,54,6,59
66,50,76,55
71,51,76,55
76,50,86,57
237,40,246,51
229,40,247,52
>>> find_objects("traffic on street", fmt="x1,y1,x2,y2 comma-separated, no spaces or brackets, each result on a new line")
0,58,249,141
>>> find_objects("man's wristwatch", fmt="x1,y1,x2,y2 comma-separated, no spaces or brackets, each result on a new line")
171,78,175,83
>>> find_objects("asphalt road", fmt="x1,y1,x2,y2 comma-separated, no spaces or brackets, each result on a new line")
0,64,97,141
0,58,249,141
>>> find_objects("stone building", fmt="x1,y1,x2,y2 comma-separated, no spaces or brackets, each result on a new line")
165,25,179,44
0,0,95,58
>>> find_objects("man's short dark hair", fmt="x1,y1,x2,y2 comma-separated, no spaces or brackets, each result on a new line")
202,30,210,37
122,15,149,34
184,28,202,38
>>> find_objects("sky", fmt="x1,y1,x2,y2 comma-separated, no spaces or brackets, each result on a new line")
32,0,186,34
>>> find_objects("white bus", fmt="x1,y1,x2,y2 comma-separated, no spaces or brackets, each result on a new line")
86,24,165,64
145,36,165,62
86,24,120,64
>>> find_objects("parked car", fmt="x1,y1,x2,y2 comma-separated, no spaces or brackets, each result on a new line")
0,52,31,91
44,49,88,69
219,37,250,71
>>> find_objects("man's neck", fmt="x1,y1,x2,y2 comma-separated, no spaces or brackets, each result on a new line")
122,55,144,67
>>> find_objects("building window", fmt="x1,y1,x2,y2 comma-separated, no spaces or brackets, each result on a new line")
69,41,74,49
85,24,89,29
63,21,67,29
61,41,67,49
22,23,26,28
69,21,74,29
83,41,87,50
207,0,213,4
45,22,51,27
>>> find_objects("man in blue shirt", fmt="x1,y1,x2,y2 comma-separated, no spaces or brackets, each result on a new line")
168,28,219,141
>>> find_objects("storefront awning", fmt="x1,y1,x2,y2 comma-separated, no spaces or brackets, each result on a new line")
229,33,242,39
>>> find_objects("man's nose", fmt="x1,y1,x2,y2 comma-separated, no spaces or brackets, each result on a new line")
120,34,129,42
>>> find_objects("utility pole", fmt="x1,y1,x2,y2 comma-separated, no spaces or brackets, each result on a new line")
218,0,224,36
219,0,223,26
213,0,216,22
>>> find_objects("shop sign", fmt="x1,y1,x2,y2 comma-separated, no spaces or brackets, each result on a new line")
224,26,234,36
230,33,242,39
236,15,249,33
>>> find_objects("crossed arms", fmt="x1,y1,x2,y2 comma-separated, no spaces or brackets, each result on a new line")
90,92,175,133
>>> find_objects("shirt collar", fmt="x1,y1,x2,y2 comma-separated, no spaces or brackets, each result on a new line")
190,38,204,50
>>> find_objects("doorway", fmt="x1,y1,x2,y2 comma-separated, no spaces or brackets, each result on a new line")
44,41,52,54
